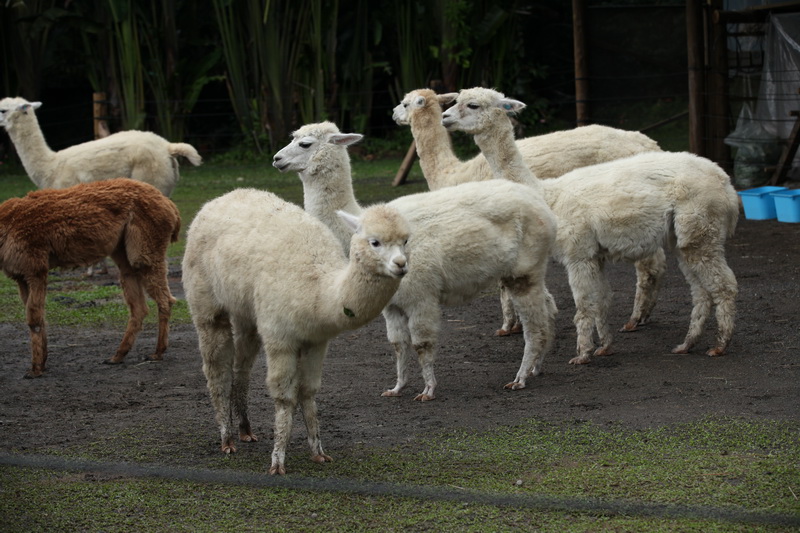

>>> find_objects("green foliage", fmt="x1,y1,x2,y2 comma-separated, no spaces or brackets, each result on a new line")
107,0,146,130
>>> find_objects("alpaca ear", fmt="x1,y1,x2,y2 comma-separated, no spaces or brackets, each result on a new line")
438,93,458,106
337,210,361,233
329,133,363,147
20,102,42,112
498,98,526,114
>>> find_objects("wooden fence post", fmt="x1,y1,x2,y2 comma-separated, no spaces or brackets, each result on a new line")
573,0,590,126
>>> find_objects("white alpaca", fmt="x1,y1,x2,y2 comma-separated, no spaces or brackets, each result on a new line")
182,188,410,475
392,88,661,190
394,88,667,336
0,97,202,197
443,87,739,363
273,122,558,399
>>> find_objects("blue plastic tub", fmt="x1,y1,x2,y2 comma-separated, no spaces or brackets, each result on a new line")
770,189,800,223
737,186,787,220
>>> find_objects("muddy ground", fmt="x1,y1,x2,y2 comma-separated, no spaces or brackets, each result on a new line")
0,216,798,465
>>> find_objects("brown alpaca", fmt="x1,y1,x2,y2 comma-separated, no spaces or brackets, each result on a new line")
0,178,181,378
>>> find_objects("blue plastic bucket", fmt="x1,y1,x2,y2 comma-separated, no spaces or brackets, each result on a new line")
737,186,787,220
770,189,800,223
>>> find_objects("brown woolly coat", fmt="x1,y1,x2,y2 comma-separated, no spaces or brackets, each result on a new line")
0,179,180,276
0,178,181,378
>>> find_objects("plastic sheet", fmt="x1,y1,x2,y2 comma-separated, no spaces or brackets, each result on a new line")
725,12,800,186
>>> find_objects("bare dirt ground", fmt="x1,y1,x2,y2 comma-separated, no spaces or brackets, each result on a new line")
0,216,798,463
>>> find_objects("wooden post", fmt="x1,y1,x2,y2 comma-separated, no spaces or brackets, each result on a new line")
686,0,706,156
392,140,417,187
93,92,110,139
708,0,731,171
572,0,590,126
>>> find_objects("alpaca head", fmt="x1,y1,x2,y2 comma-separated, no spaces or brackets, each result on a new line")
0,97,42,132
392,89,458,126
272,121,362,175
338,205,410,279
441,87,525,135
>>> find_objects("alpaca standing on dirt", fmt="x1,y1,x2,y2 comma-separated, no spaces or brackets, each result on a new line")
0,179,181,378
443,87,739,363
273,122,558,398
182,188,410,475
0,97,202,196
395,88,667,335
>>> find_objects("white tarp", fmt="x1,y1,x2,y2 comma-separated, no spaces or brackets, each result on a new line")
725,12,800,186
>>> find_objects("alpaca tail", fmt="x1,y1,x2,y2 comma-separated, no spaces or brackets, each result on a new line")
169,143,203,166
171,218,182,244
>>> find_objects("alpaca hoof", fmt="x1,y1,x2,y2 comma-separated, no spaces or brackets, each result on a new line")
569,355,591,365
593,346,613,357
496,324,522,336
381,389,402,397
269,464,286,475
221,443,237,454
671,345,690,354
239,432,258,443
311,453,332,464
619,321,639,332
706,347,725,357
103,358,124,365
146,353,164,362
24,369,43,379
504,381,526,390
414,393,435,401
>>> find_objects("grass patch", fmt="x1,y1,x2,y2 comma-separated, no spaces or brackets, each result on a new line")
0,158,428,326
2,416,798,531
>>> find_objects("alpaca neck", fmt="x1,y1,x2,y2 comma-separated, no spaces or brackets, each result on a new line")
410,108,461,188
300,151,363,253
320,254,400,332
6,113,57,189
473,115,542,192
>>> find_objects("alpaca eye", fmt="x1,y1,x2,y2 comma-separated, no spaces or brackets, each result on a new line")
369,239,381,248
467,103,480,110
299,141,313,149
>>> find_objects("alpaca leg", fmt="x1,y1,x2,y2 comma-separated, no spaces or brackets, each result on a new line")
673,251,737,356
141,260,176,361
265,342,300,475
408,302,442,401
621,248,666,332
381,306,414,397
231,319,261,443
298,343,332,465
505,281,557,390
566,260,612,365
197,314,237,453
592,280,614,357
671,252,712,354
107,260,148,364
496,284,522,336
19,277,49,378
707,263,737,356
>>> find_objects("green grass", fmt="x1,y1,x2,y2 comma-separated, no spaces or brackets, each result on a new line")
2,417,798,531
